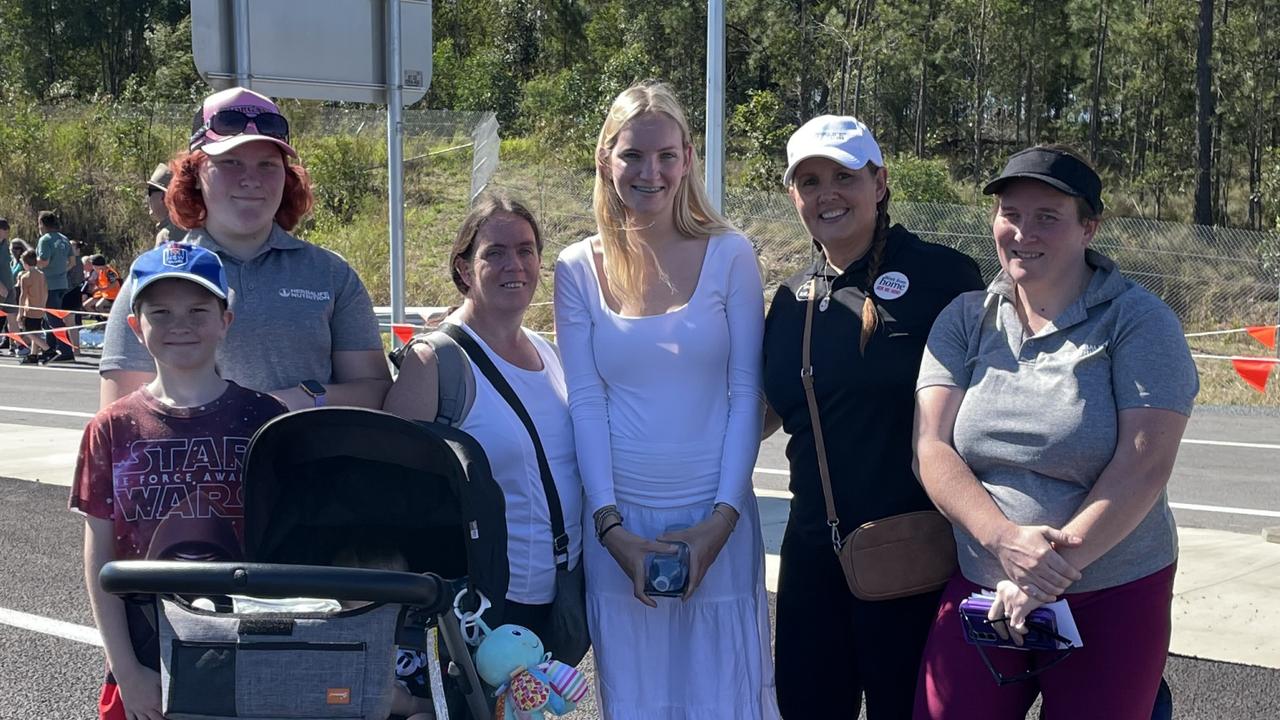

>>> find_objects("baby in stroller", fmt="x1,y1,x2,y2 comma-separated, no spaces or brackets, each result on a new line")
99,406,518,720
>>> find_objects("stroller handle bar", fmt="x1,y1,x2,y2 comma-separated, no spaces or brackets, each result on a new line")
100,561,455,613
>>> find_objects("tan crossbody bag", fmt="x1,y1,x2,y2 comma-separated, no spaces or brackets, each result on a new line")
800,278,957,601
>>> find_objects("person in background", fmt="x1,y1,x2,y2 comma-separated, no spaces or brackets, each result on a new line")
0,219,13,348
912,145,1197,719
63,239,86,349
7,238,29,354
35,210,76,362
15,250,51,363
85,255,123,313
762,115,984,719
99,86,390,411
147,163,181,246
554,81,779,718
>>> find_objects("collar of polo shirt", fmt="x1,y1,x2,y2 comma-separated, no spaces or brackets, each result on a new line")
987,248,1130,326
184,224,306,261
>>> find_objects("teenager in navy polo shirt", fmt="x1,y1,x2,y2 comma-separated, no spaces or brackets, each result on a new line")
99,87,389,411
762,116,983,719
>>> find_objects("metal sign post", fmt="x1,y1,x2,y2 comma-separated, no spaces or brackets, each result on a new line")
705,0,725,213
232,0,250,86
386,0,407,340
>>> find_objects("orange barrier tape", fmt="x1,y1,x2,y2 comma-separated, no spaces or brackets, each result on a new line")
0,301,110,318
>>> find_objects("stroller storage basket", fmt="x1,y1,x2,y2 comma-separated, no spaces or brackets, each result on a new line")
102,560,461,720
160,596,400,720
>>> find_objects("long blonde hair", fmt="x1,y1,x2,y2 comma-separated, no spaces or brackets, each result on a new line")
592,81,736,307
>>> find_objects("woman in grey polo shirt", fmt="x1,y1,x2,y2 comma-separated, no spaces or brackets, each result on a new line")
99,87,390,411
912,145,1198,718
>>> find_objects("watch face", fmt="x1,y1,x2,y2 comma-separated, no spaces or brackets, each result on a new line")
300,380,325,397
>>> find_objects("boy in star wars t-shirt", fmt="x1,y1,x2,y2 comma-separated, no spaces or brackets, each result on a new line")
70,243,286,720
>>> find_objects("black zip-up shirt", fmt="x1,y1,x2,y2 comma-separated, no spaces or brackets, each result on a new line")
763,224,984,546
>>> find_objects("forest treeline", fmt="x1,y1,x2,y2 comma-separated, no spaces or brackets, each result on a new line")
1,0,1278,231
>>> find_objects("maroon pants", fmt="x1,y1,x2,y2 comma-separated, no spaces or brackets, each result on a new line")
913,564,1175,720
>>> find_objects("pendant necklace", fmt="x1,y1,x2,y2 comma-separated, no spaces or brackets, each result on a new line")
819,261,839,312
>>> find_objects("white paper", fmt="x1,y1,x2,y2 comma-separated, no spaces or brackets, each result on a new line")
1043,598,1084,649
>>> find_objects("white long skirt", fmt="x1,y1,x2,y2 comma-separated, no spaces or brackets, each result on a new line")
584,497,781,720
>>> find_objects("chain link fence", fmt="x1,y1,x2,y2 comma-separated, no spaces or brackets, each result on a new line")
492,163,1280,407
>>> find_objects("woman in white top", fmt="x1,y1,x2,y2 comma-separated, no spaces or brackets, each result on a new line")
554,81,779,719
384,191,583,642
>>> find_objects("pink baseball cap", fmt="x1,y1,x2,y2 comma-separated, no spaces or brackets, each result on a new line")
189,86,297,157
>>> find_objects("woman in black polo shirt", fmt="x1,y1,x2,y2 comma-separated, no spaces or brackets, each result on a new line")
762,116,983,718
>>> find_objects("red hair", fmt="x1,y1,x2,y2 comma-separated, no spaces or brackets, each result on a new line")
165,149,315,232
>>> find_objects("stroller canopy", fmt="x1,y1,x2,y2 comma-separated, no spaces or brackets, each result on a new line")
241,408,509,611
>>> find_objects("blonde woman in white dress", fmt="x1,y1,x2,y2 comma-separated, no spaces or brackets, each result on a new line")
553,81,779,720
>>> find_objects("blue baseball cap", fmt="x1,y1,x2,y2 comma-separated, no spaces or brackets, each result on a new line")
130,243,229,305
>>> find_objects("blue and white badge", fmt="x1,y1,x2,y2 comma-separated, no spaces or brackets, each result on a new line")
162,244,188,267
873,271,909,300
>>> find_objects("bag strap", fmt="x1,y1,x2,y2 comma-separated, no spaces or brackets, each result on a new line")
800,277,844,553
440,323,571,570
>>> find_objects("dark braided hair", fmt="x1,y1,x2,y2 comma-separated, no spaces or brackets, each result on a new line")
859,176,892,355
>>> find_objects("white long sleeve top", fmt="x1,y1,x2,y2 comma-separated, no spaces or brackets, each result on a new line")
553,232,765,514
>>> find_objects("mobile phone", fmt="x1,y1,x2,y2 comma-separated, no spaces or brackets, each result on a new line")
958,596,1061,651
644,542,690,597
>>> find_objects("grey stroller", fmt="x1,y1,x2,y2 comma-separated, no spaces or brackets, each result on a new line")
101,407,514,719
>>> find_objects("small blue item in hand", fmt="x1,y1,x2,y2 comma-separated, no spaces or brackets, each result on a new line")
644,542,690,597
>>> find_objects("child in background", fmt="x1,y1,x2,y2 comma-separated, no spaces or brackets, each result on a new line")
15,249,50,362
71,243,287,720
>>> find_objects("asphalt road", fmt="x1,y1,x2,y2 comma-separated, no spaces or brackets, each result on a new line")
1,354,1278,718
3,359,1279,535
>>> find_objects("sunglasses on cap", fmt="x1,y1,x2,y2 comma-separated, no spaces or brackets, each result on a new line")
190,110,290,148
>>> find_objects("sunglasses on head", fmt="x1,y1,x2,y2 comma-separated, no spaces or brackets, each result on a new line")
190,110,290,148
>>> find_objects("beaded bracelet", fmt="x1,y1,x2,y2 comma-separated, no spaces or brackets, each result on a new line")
597,520,623,544
593,505,623,537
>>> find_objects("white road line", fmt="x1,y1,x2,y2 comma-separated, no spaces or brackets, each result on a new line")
1182,438,1280,451
0,607,101,647
751,473,1280,518
1168,502,1280,519
0,405,94,419
0,363,97,374
752,467,789,476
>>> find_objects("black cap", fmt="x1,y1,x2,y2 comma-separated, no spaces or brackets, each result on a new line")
982,147,1104,215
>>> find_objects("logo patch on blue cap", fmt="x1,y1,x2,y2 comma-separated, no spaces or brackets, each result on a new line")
162,245,188,267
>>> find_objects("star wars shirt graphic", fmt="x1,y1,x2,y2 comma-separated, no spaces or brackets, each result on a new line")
71,382,286,560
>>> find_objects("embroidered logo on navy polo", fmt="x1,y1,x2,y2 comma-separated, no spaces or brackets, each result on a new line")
277,287,332,301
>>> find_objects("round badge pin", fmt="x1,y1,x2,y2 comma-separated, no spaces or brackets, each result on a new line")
873,271,909,300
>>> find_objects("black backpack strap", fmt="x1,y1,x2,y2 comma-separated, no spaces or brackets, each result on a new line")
439,323,570,570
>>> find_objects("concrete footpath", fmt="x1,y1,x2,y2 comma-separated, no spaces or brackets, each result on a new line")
5,422,1280,670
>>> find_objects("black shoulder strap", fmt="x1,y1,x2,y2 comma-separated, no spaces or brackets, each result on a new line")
439,323,570,569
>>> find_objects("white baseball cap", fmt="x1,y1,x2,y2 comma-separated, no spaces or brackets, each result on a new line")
782,115,884,186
